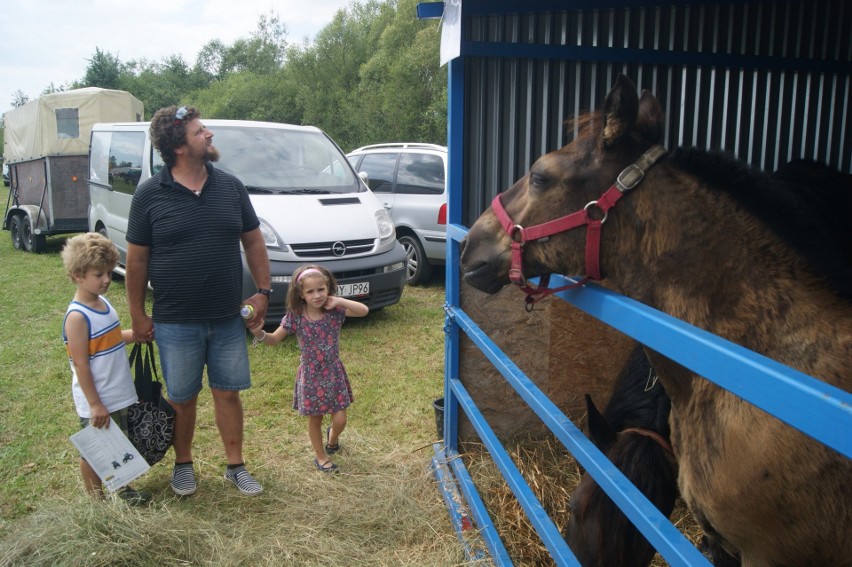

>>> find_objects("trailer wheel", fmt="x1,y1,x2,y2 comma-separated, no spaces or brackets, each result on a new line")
9,215,24,250
21,216,46,253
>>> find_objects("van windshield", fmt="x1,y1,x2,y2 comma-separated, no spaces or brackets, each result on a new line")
209,126,361,194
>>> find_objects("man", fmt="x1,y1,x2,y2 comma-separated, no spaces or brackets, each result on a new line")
126,105,271,496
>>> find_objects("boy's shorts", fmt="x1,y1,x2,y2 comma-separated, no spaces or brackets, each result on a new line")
154,316,251,403
79,407,129,433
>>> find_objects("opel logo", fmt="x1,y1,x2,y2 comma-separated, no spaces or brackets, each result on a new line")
332,241,346,257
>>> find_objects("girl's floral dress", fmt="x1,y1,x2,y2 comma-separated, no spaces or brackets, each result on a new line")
282,306,353,416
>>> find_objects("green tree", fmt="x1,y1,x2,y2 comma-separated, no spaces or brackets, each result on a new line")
220,12,288,76
82,47,123,89
120,55,211,116
355,0,445,146
284,0,395,149
11,90,29,108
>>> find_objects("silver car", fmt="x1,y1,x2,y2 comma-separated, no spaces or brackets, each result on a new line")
347,143,447,285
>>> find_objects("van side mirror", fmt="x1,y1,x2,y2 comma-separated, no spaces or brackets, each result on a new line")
358,170,369,186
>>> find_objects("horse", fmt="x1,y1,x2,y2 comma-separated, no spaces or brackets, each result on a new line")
565,344,741,567
460,75,852,566
565,344,677,567
565,158,849,567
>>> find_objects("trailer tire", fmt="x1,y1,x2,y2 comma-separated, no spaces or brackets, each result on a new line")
10,215,25,250
21,216,46,253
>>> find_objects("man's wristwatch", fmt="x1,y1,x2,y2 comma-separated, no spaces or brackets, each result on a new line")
257,288,273,297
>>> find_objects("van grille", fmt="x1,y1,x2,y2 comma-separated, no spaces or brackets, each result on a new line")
291,239,375,258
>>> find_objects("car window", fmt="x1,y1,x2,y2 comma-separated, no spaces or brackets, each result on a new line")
396,153,445,195
210,126,359,193
106,131,145,195
357,153,398,193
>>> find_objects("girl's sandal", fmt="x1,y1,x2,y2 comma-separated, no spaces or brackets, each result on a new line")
314,458,339,474
325,426,340,455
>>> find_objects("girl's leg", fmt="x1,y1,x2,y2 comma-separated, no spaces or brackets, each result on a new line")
80,458,104,500
307,415,329,463
328,409,347,447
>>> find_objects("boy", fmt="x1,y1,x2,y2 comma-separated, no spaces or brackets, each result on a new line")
61,232,149,505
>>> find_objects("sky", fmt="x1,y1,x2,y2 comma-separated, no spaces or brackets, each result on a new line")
1,0,357,115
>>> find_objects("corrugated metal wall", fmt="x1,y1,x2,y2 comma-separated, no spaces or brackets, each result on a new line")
462,0,851,226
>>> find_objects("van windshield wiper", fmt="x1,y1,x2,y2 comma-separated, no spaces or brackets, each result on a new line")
245,186,276,194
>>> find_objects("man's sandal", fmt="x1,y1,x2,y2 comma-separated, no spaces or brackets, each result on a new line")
314,458,339,474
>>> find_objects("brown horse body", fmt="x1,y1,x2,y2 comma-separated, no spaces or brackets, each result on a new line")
460,76,851,566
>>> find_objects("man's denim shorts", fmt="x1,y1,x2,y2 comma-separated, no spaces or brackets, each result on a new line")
154,316,251,403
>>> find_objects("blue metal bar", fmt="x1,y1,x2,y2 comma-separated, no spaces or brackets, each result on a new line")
431,445,491,562
449,307,711,566
549,275,852,459
444,34,467,454
462,41,852,75
443,445,514,565
448,378,582,566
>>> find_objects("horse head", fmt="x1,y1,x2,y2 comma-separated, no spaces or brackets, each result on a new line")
565,361,678,567
460,75,665,295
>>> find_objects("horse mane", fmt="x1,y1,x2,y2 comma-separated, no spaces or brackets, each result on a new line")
563,112,603,146
668,148,852,299
603,345,670,436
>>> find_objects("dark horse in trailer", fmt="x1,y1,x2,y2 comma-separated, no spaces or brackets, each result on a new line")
460,76,851,566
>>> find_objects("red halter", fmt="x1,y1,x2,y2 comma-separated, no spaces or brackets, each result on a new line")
490,145,667,309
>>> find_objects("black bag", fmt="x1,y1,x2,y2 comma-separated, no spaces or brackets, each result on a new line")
126,342,175,465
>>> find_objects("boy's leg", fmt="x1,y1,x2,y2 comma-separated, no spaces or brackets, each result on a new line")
80,458,104,499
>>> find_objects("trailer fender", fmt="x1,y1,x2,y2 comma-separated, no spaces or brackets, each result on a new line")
4,205,47,233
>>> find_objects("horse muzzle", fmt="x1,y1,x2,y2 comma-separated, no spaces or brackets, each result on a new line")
459,235,512,294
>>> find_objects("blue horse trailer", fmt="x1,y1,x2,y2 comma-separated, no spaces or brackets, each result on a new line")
418,1,852,564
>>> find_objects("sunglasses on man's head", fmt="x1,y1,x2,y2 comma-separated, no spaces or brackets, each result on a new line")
173,106,188,125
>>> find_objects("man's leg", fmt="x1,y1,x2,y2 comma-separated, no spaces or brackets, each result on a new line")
170,396,198,463
210,388,243,465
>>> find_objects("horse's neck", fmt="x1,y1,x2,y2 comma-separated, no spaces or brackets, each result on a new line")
608,173,851,387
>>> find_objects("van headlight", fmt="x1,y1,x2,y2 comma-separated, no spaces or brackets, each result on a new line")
258,218,289,251
375,209,395,245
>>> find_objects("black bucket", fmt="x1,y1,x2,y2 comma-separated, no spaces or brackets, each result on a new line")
433,397,445,439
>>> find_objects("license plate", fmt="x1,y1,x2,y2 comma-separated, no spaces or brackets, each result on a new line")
338,281,370,297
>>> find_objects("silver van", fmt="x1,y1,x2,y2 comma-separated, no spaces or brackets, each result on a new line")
346,143,447,285
88,120,407,322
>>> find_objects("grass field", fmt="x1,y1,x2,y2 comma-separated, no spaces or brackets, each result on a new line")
0,200,464,565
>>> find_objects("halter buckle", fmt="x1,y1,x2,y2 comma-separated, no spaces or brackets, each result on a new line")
616,163,645,192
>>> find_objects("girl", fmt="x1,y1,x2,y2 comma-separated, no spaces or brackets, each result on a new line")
250,264,368,473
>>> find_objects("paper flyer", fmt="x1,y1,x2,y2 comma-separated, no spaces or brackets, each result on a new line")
70,417,150,492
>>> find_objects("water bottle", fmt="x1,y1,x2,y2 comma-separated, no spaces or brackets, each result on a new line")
240,304,255,320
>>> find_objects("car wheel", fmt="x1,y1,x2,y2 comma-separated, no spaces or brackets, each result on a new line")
399,234,432,285
9,215,24,250
21,215,46,253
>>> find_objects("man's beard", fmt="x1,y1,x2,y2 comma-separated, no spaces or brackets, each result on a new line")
205,145,220,162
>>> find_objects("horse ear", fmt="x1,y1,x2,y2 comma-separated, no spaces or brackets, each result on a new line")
585,394,617,449
601,75,639,147
636,89,665,144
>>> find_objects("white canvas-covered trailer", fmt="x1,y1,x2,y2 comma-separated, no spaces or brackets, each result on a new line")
3,88,143,252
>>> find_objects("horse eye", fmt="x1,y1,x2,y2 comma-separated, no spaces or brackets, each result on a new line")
529,172,549,189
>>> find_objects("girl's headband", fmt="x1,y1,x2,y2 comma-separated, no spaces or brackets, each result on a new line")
296,268,324,283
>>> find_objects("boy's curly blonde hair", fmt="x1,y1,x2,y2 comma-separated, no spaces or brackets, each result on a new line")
61,232,119,281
